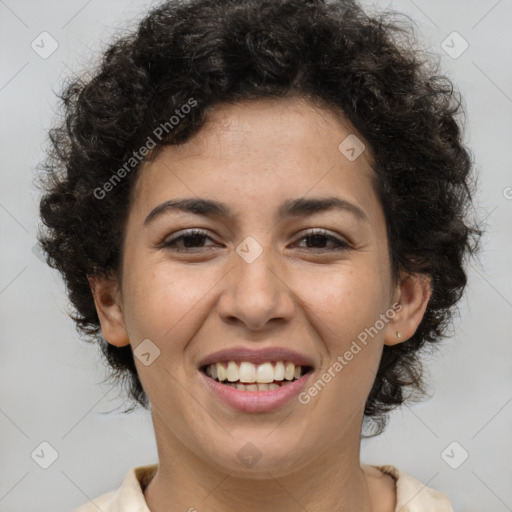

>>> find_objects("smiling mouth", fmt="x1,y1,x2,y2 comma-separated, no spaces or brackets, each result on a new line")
200,361,314,391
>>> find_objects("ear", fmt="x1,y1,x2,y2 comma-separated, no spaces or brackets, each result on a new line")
384,272,432,346
88,273,130,347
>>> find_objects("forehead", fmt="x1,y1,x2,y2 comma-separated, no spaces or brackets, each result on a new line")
130,97,381,225
153,96,374,166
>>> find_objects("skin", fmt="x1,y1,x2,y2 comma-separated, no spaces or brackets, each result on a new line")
90,96,431,512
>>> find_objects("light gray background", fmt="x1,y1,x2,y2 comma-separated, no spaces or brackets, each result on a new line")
0,0,511,511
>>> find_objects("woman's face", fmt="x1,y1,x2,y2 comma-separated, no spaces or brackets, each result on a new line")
97,97,413,476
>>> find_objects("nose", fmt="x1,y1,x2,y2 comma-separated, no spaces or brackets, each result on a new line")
216,246,295,332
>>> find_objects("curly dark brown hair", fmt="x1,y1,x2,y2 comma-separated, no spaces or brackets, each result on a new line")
36,0,482,437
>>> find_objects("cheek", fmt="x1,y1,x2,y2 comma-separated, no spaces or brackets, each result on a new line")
298,263,388,342
122,259,229,381
295,262,388,401
121,264,213,397
120,260,194,344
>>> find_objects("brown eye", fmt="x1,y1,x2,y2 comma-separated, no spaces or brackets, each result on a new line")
161,229,217,251
294,229,350,251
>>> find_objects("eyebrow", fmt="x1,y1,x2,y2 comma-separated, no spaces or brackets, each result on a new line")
143,196,369,226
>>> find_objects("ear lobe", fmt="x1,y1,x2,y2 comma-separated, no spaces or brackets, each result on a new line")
384,272,432,346
88,274,130,347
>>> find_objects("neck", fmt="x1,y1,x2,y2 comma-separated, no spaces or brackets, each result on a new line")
144,412,374,512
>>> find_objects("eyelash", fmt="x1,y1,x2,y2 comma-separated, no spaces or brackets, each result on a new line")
160,228,350,252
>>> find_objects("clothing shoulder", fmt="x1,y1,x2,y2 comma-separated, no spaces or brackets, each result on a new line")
72,490,116,512
73,463,454,512
71,464,157,512
375,464,454,512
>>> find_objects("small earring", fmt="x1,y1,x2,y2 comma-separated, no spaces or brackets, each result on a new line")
396,331,402,339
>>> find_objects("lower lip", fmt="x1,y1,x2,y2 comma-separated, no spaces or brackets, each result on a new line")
199,370,313,413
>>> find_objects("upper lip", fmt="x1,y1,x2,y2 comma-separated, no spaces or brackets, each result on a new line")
198,346,315,369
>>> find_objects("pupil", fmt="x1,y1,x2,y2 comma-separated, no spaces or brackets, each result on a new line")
184,234,205,247
307,234,327,248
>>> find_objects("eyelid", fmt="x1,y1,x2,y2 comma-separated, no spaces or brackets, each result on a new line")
159,227,351,251
293,228,351,249
160,228,215,246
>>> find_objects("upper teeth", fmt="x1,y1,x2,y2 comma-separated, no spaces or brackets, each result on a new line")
205,361,306,383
